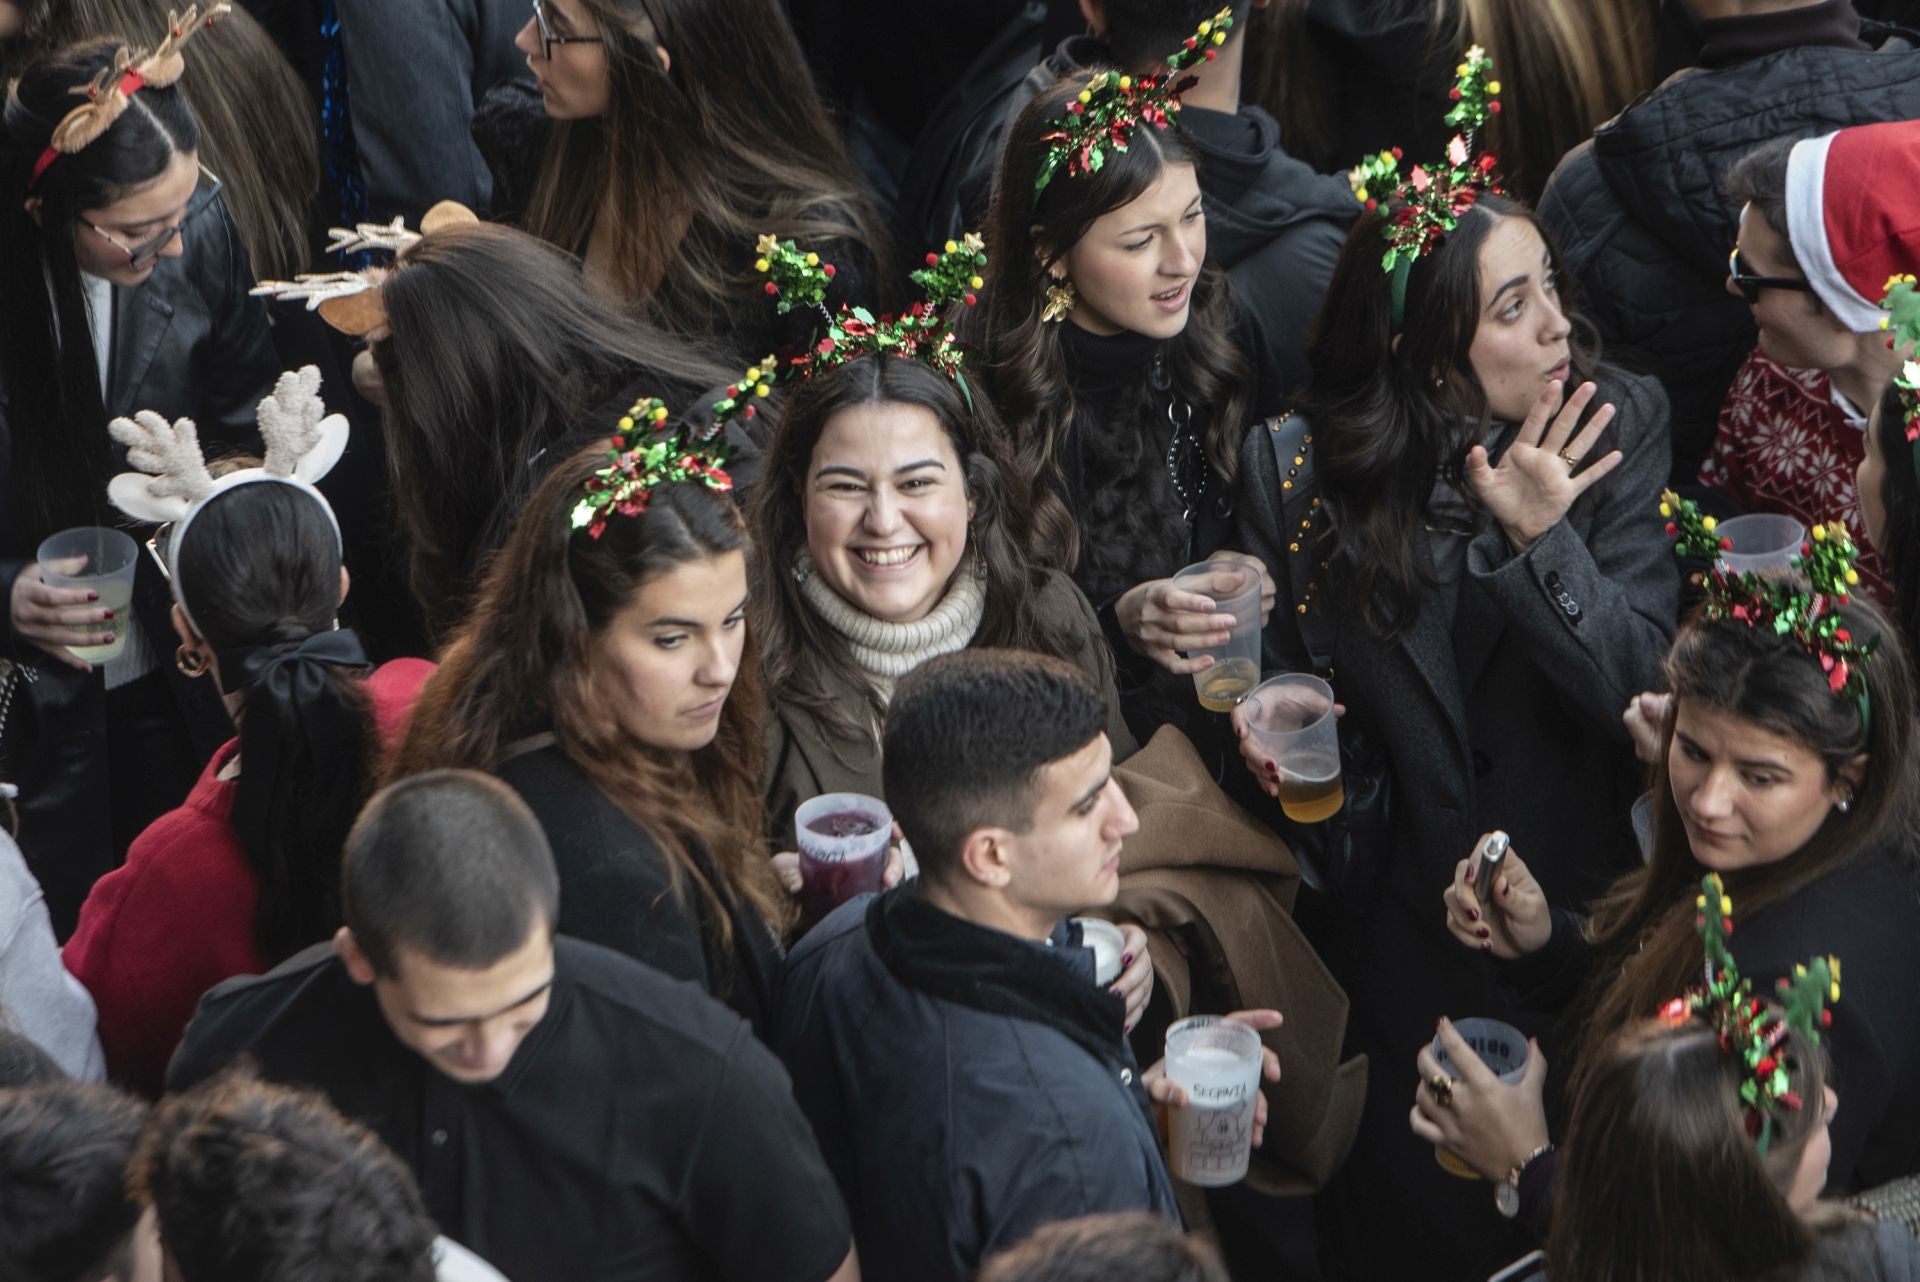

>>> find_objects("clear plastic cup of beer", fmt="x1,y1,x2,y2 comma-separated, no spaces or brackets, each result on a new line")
1172,559,1263,712
1242,673,1342,824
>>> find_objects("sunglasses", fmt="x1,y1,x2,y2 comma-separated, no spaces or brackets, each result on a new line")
81,164,223,270
1728,246,1815,306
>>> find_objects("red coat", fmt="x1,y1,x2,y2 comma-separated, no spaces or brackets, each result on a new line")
64,659,434,1095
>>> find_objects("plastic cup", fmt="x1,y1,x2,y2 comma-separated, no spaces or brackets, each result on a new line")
1431,1017,1527,1179
1242,674,1343,824
1073,917,1126,985
36,527,137,663
794,792,892,922
1717,513,1806,577
1172,559,1263,712
1165,1019,1263,1186
1631,792,1654,864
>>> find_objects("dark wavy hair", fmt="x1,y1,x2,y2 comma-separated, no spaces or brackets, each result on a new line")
749,355,1081,755
1573,596,1918,1071
972,73,1250,580
370,221,734,638
1869,379,1920,660
523,0,888,346
176,481,376,964
1548,1015,1845,1282
1,38,199,543
393,443,788,948
1301,193,1599,637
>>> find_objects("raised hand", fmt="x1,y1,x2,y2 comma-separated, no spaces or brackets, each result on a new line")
1464,379,1621,553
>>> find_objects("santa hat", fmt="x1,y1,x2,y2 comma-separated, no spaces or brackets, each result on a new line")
1786,121,1920,333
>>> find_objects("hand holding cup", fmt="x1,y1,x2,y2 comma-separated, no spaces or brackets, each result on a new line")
1409,1017,1550,1183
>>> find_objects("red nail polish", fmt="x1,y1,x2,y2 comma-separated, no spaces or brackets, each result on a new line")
1122,952,1134,967
87,591,99,601
1481,940,1493,952
1466,907,1479,922
1476,926,1490,939
102,609,114,620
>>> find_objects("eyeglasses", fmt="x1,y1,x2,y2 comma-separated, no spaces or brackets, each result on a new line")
1728,246,1815,306
532,0,604,60
81,165,223,270
144,523,175,582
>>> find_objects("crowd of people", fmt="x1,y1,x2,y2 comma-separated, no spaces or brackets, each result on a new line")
2,0,1920,1279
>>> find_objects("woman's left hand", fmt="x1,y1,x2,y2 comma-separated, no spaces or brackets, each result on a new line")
1112,923,1154,1034
1210,550,1278,625
1464,380,1623,554
1408,1017,1551,1181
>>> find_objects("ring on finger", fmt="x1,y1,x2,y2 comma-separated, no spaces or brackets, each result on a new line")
1557,448,1579,472
1427,1073,1455,1109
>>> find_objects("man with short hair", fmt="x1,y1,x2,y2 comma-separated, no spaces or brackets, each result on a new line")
171,770,857,1282
776,649,1276,1282
0,1082,160,1282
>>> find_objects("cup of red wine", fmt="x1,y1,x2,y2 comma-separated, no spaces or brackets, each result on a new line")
794,792,893,923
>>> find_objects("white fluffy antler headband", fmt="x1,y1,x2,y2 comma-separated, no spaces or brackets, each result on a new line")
106,366,349,629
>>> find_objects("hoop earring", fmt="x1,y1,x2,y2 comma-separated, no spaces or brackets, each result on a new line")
175,645,209,679
1042,279,1077,325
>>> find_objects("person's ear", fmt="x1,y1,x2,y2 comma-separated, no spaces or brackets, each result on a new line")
654,43,670,74
22,195,41,227
1836,754,1868,802
956,826,1016,889
337,564,352,609
169,602,203,651
1390,332,1403,357
1078,0,1107,36
335,927,378,985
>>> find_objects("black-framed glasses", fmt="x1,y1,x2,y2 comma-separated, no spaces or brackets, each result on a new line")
1728,246,1815,306
81,164,223,270
532,0,604,59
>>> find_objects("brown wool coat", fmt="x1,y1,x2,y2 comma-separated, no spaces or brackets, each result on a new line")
762,569,1136,835
1098,724,1368,1200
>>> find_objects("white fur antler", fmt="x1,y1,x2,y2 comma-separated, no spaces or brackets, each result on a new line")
109,410,215,503
256,366,330,476
325,217,420,256
249,271,373,311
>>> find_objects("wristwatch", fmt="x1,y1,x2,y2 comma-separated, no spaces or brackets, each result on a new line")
1495,1143,1555,1219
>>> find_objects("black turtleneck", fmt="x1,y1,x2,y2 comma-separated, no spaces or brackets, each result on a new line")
1695,0,1870,70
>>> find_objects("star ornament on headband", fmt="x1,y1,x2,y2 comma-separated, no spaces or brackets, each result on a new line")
1031,7,1235,203
1657,874,1839,1157
568,358,774,540
1659,489,1878,712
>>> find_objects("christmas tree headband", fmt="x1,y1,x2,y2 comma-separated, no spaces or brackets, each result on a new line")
250,200,479,334
27,4,230,191
1876,275,1920,479
1348,46,1503,329
1030,7,1235,205
1660,489,1877,732
755,232,987,403
569,357,774,540
1658,873,1839,1158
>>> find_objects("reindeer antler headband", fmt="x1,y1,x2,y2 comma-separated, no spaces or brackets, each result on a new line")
1660,489,1878,729
1348,46,1503,329
1659,874,1839,1158
1031,7,1235,204
106,366,348,633
250,200,478,334
570,358,774,539
28,5,231,190
756,233,987,399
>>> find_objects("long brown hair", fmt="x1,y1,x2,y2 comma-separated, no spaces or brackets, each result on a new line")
1548,1016,1844,1282
523,0,887,348
749,354,1082,754
1573,598,1920,1067
393,443,788,948
370,222,734,638
972,73,1249,577
3,0,318,279
1302,194,1600,638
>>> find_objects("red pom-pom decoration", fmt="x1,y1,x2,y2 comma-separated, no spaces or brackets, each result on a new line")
764,281,779,295
824,264,836,278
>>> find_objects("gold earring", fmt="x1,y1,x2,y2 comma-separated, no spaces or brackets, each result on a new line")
175,645,209,679
1042,278,1077,324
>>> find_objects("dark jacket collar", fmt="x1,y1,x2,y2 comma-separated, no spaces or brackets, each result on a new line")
1696,0,1868,69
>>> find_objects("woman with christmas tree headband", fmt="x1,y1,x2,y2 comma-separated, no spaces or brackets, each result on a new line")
1426,493,1920,1234
1858,277,1920,671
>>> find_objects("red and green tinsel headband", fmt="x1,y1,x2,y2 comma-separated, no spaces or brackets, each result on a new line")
1658,874,1839,1158
1659,489,1877,729
1348,45,1503,328
1031,7,1235,204
569,356,774,539
1877,275,1920,478
755,233,987,399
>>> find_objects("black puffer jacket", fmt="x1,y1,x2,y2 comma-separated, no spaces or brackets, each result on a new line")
1537,16,1920,479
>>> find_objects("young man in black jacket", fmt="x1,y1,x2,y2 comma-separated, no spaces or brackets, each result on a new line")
1538,0,1920,480
776,649,1279,1282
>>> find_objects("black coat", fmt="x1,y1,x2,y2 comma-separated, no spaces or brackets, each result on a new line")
1233,367,1679,1276
1536,8,1920,478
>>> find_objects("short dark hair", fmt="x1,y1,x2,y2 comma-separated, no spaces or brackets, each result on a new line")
977,1212,1227,1282
1100,0,1252,67
882,649,1108,883
131,1071,437,1282
1725,136,1800,271
0,1083,148,1282
342,769,560,976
